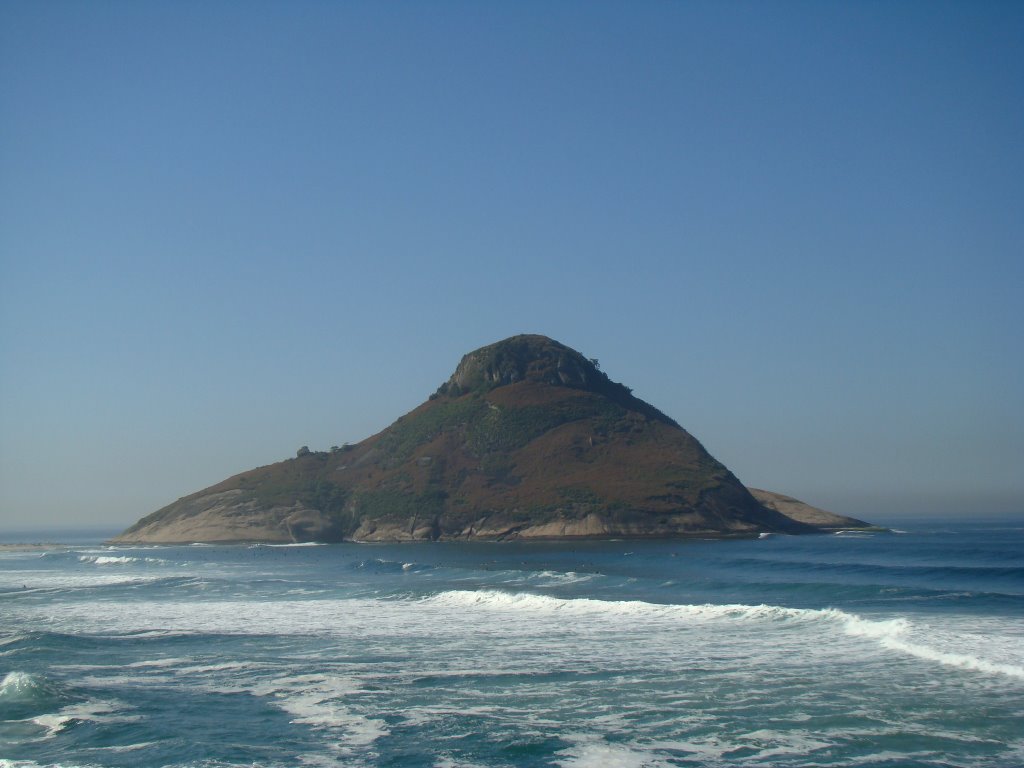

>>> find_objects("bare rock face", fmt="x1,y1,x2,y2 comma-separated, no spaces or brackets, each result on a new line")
114,335,874,544
444,336,597,392
747,488,875,531
115,490,346,544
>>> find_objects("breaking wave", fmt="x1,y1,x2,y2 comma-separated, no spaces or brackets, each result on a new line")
0,671,77,720
78,555,166,565
425,590,1024,680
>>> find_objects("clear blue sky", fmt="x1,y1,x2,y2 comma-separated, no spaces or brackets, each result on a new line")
2,1,1022,530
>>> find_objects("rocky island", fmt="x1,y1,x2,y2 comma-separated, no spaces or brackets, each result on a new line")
113,335,873,543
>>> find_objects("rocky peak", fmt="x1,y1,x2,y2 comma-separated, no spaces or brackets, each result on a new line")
435,334,680,428
440,334,603,395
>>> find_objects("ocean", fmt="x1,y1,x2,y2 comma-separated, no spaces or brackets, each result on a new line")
1,521,1022,767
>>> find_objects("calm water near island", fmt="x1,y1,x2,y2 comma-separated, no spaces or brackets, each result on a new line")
1,520,1022,768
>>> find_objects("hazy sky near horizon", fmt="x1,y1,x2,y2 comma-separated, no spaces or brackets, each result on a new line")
2,1,1022,530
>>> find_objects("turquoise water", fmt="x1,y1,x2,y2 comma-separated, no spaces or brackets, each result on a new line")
2,521,1022,767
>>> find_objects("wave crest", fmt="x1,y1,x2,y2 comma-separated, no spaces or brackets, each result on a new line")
424,590,1024,680
78,555,167,565
0,671,76,720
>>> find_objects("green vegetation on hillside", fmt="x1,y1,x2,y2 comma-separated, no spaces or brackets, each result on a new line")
377,397,485,459
352,488,447,523
237,453,349,514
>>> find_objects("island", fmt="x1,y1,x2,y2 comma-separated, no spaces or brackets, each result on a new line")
113,335,874,543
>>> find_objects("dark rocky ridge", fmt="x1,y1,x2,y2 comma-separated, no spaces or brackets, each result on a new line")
114,335,873,543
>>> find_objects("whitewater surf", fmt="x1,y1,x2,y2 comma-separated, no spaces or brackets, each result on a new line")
2,521,1022,767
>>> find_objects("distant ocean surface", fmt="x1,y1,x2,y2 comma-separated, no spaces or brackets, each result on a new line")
2,521,1022,768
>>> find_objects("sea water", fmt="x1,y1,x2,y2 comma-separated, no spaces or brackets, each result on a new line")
1,521,1022,767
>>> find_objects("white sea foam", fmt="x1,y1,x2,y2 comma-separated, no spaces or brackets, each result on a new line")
175,660,271,677
267,542,327,547
8,587,1022,684
78,555,155,565
644,730,836,764
400,703,507,728
842,614,1024,679
432,757,492,768
527,570,595,585
0,570,169,592
78,674,168,688
98,657,262,678
425,590,1024,681
733,729,835,760
4,529,1020,768
554,736,676,768
84,741,156,753
125,657,190,669
424,589,833,625
296,754,357,768
30,712,77,737
30,698,138,738
251,542,328,548
253,674,388,748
